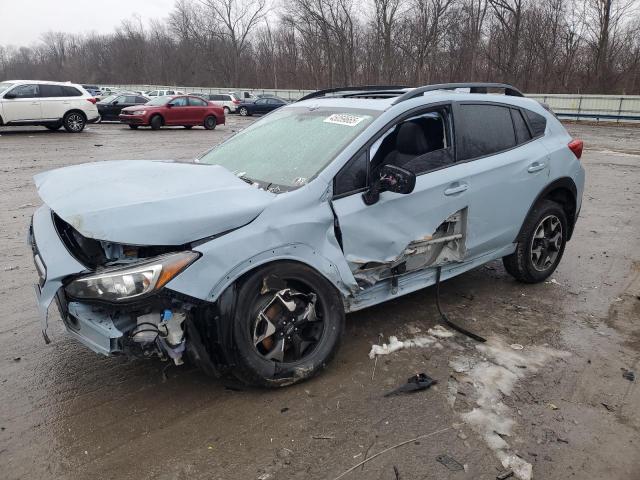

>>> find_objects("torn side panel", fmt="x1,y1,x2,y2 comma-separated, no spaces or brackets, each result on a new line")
352,208,467,286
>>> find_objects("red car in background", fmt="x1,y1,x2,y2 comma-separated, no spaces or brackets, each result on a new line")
119,95,225,130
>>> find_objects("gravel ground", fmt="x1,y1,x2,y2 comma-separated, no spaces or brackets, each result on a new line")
0,118,638,480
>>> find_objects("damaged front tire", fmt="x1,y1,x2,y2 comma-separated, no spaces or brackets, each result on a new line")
231,262,344,387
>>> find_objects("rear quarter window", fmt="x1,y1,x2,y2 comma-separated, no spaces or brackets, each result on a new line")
457,104,516,161
523,109,547,137
62,86,82,96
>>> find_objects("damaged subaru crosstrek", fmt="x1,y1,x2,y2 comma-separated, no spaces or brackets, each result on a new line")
30,83,585,387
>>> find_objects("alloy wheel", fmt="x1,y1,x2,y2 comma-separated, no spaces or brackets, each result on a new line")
530,214,563,272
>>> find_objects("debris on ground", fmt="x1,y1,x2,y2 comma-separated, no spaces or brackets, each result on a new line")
510,344,524,350
496,470,515,479
384,373,437,397
435,453,464,471
621,368,635,381
3,266,19,271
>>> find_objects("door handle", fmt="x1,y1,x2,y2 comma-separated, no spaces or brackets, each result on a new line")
444,183,468,196
527,162,546,173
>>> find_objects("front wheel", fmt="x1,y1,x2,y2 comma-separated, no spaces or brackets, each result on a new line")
203,116,217,130
231,262,345,387
503,199,568,283
63,112,86,133
239,107,249,116
150,115,162,130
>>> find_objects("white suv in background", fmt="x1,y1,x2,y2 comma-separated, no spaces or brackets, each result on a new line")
0,80,99,132
144,89,185,97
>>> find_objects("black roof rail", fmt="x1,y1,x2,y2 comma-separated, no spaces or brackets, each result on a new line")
391,83,524,105
297,85,409,102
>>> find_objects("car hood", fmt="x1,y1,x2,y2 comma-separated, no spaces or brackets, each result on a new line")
34,160,276,245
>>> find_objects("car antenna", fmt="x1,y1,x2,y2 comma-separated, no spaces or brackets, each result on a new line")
434,266,486,343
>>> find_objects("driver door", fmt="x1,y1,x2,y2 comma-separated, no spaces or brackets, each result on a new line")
165,97,189,125
331,105,472,287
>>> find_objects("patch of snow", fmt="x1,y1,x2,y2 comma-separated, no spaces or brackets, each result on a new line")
368,335,437,358
452,338,569,480
428,324,455,338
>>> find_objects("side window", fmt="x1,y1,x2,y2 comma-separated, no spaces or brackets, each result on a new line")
124,96,137,104
523,109,547,137
61,86,82,96
10,84,38,98
166,90,175,95
511,108,532,144
39,84,64,97
113,95,126,104
189,97,207,106
334,150,368,196
170,97,188,107
457,104,516,161
135,96,148,104
370,108,454,176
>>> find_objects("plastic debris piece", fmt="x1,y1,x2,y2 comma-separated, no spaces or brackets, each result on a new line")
436,454,464,472
496,470,514,480
510,344,524,350
384,373,437,397
622,369,635,382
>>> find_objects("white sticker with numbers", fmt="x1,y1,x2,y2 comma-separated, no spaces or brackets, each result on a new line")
323,113,365,127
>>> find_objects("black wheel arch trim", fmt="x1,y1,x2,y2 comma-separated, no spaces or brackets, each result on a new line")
516,177,578,242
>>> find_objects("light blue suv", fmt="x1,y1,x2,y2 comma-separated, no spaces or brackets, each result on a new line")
30,83,585,386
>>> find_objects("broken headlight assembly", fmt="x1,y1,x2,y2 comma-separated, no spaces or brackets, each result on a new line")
65,251,200,302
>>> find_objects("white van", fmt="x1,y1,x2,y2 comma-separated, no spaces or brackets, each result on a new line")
144,89,185,97
0,80,99,132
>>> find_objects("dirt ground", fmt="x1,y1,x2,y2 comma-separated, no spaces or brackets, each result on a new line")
0,118,638,480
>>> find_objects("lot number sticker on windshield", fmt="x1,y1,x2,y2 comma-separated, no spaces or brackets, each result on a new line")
324,113,366,127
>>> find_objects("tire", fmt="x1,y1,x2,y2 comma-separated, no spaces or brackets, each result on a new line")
503,199,568,283
223,106,230,114
239,107,249,116
203,116,217,130
128,125,139,130
230,262,345,388
184,125,193,129
150,115,163,130
63,112,86,133
45,123,62,131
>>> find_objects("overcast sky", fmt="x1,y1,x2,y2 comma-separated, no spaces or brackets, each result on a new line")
0,0,176,46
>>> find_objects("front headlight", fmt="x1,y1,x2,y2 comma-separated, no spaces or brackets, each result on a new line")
65,251,199,302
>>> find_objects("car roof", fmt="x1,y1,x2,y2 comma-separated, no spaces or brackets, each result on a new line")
3,79,84,87
293,84,542,113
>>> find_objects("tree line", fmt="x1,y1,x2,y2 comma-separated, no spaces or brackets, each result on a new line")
0,0,639,94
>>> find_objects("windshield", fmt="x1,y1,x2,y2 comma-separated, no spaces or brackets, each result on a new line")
0,82,15,94
147,96,171,106
199,107,378,188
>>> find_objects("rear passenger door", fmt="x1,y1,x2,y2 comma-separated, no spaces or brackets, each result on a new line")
454,102,550,258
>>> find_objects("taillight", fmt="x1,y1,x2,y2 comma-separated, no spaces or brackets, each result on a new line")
87,98,97,104
568,139,583,159
232,99,240,104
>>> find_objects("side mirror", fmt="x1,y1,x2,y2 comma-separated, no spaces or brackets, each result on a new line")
167,103,174,108
4,92,16,99
112,100,119,105
362,164,416,205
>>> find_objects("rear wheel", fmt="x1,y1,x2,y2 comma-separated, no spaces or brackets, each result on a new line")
63,112,86,133
223,106,230,114
203,116,217,130
239,106,249,116
230,262,344,387
503,199,568,283
150,115,162,130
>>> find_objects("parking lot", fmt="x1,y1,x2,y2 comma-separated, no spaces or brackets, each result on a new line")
0,119,638,480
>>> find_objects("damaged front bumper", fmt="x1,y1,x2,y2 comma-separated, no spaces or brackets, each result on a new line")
29,206,200,364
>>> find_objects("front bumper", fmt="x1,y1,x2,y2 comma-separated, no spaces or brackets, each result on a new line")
30,207,126,355
119,114,146,125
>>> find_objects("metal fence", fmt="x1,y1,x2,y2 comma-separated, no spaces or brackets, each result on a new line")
102,84,640,122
